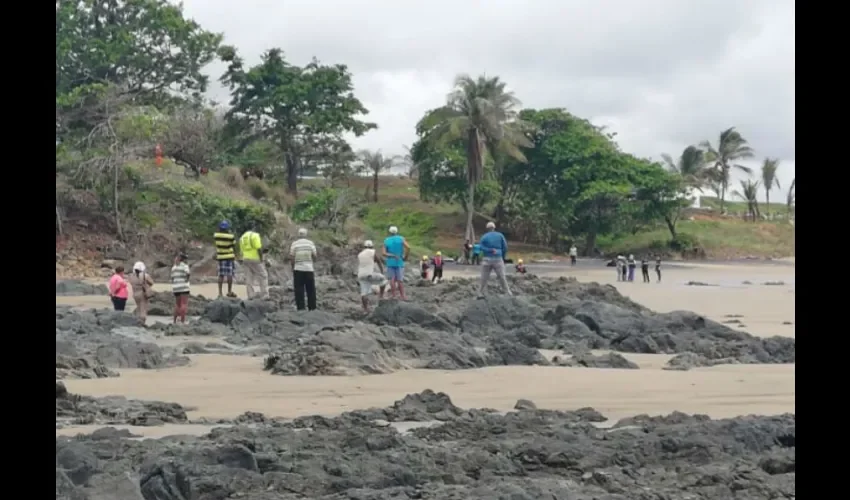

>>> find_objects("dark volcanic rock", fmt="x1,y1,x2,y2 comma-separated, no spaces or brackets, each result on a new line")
56,279,108,296
56,382,188,427
56,307,190,379
557,351,640,369
57,391,795,500
147,291,211,316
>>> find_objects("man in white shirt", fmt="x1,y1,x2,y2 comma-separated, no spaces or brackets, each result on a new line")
569,245,578,266
289,228,318,311
357,240,388,312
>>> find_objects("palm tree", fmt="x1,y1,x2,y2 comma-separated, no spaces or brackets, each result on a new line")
661,145,708,191
732,179,761,221
760,158,781,217
786,178,795,217
700,127,755,213
420,74,533,241
399,145,417,179
357,150,396,203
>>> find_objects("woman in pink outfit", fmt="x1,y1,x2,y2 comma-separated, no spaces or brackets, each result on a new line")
108,266,129,311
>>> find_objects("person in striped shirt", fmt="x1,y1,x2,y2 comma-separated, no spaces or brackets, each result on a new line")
170,253,191,324
214,220,237,298
289,228,318,310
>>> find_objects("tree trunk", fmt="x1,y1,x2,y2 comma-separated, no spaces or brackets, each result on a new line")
284,152,299,196
584,231,597,256
373,170,379,203
719,180,726,214
56,204,63,236
113,162,123,240
465,180,476,242
664,216,677,239
765,191,770,217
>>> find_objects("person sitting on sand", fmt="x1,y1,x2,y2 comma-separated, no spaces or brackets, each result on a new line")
128,261,154,321
356,240,387,312
641,257,650,283
431,252,445,283
420,255,430,280
108,266,129,311
515,258,527,274
171,253,191,324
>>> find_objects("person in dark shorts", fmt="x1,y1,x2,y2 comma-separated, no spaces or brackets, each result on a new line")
655,255,662,283
171,253,191,324
420,255,430,280
463,240,472,264
214,220,237,298
641,257,650,283
569,245,578,266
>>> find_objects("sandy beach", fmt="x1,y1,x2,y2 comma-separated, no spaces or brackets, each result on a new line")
57,261,795,438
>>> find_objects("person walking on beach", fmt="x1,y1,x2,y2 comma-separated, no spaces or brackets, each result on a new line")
170,253,191,324
478,221,512,298
620,255,628,281
128,261,154,321
214,221,237,298
383,226,410,300
290,228,318,311
239,226,269,299
627,254,636,282
655,255,662,283
431,251,445,283
569,245,578,266
108,266,129,311
641,257,650,283
357,240,387,312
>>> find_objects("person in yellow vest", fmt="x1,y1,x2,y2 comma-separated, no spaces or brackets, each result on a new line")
214,221,237,298
239,226,269,299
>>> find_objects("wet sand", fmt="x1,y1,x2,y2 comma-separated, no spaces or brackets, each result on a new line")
57,261,795,437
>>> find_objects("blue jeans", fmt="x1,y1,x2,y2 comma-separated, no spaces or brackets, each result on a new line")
386,266,404,282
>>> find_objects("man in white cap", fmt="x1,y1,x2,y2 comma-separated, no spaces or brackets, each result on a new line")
357,240,388,312
382,225,410,300
478,221,512,298
289,228,318,310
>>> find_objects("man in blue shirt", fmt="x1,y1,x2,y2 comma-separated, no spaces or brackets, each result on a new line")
471,243,482,265
382,225,410,300
478,221,512,298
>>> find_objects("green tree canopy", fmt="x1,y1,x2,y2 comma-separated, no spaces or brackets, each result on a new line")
220,47,376,195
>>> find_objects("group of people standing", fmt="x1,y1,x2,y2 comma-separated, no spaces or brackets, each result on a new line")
615,254,662,283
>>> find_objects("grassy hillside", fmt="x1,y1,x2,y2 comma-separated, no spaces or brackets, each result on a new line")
57,169,795,278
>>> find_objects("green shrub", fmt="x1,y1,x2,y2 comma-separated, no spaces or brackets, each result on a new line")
153,182,276,238
221,166,244,189
245,178,271,200
670,233,701,252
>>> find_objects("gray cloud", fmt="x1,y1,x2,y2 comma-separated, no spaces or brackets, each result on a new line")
184,0,795,197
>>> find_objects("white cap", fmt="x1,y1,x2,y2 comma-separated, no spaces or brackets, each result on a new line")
629,254,634,259
364,240,374,248
486,221,496,229
298,228,308,236
133,261,146,272
388,226,398,234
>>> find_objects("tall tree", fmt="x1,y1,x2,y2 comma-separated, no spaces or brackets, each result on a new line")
419,75,532,241
733,180,761,221
358,150,397,202
760,157,781,216
220,48,376,195
56,0,222,112
661,145,708,191
700,127,755,213
786,178,795,216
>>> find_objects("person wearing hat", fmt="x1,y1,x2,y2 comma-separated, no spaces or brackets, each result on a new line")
239,225,268,299
289,227,318,310
431,251,445,283
515,258,527,274
356,240,388,312
420,255,430,280
128,261,155,321
170,253,191,324
477,221,512,297
382,225,410,300
214,220,237,298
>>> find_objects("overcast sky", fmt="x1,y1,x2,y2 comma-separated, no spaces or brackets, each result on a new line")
183,0,795,200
